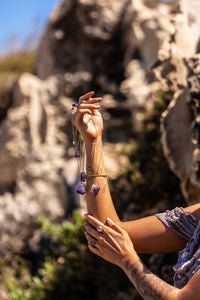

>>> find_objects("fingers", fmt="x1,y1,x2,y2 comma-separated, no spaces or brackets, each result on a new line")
84,215,128,264
78,99,102,116
71,91,102,126
80,97,102,105
84,214,105,228
84,222,103,240
79,91,94,102
85,231,98,249
79,91,102,103
84,215,120,246
84,229,108,256
79,103,101,113
79,91,102,106
106,217,124,234
85,227,116,253
84,214,123,235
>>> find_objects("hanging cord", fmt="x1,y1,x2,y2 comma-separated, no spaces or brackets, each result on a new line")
72,111,107,195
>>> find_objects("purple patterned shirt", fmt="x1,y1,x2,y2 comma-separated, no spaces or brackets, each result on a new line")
155,207,200,288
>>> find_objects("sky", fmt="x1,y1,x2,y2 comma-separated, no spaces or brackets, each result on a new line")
0,0,177,55
0,0,62,54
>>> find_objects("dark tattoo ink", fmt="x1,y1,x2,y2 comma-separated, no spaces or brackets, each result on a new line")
101,183,107,194
125,260,174,300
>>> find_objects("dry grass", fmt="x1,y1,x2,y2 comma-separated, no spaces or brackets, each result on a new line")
0,51,35,87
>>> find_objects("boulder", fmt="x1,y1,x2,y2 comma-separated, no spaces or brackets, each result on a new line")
155,0,200,204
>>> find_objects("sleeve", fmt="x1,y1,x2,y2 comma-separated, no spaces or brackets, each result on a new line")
155,207,199,241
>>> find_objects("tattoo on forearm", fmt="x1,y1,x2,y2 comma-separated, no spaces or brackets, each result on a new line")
125,260,174,300
101,182,107,194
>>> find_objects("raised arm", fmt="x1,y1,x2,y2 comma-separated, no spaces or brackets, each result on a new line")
71,92,199,253
71,91,119,223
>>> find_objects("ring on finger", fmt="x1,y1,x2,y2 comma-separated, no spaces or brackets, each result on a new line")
90,240,96,247
97,225,104,233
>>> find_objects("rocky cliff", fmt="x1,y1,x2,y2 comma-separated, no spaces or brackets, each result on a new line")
0,0,200,276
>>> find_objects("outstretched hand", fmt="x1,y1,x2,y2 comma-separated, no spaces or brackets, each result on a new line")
84,215,137,268
71,91,104,142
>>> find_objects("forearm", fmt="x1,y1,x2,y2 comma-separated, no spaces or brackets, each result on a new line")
122,255,179,300
85,136,119,223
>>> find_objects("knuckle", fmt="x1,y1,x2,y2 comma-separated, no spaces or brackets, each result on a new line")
86,225,91,232
121,231,126,238
99,236,105,243
103,230,108,237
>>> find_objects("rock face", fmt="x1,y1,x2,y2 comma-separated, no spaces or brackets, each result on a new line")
156,0,200,204
0,73,76,253
35,0,170,80
0,0,200,257
161,55,200,204
1,1,200,299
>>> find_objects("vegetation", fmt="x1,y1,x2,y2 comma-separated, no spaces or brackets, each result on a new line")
0,51,35,123
0,51,34,84
130,90,184,207
5,211,132,300
110,90,185,218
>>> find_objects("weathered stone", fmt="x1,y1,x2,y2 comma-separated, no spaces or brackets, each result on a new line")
155,0,200,204
161,89,193,181
0,0,200,259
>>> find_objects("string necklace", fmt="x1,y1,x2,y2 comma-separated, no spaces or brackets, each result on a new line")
72,115,107,196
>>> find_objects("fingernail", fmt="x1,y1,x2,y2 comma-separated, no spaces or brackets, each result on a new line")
90,240,96,246
84,213,89,217
84,222,87,227
107,217,113,225
94,105,100,108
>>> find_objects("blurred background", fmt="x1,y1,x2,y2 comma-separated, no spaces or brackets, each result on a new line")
0,0,200,299
0,0,57,55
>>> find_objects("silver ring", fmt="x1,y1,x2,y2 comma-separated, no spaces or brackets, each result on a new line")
91,240,96,247
97,225,104,233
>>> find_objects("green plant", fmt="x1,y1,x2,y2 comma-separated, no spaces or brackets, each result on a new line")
5,211,131,300
0,51,34,86
6,281,30,300
0,51,35,123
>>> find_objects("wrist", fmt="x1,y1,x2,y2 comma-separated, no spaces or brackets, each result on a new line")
85,136,103,151
121,251,141,271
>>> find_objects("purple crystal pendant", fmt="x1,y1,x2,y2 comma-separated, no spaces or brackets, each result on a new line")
90,184,100,196
76,183,86,195
75,150,80,157
80,171,86,182
71,103,78,115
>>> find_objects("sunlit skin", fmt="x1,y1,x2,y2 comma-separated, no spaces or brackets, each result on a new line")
72,91,200,300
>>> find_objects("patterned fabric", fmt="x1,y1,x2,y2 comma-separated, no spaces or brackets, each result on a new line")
155,207,200,288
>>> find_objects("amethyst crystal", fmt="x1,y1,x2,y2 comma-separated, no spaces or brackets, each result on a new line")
80,171,86,182
71,103,78,115
90,184,100,196
75,150,80,157
76,183,86,195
